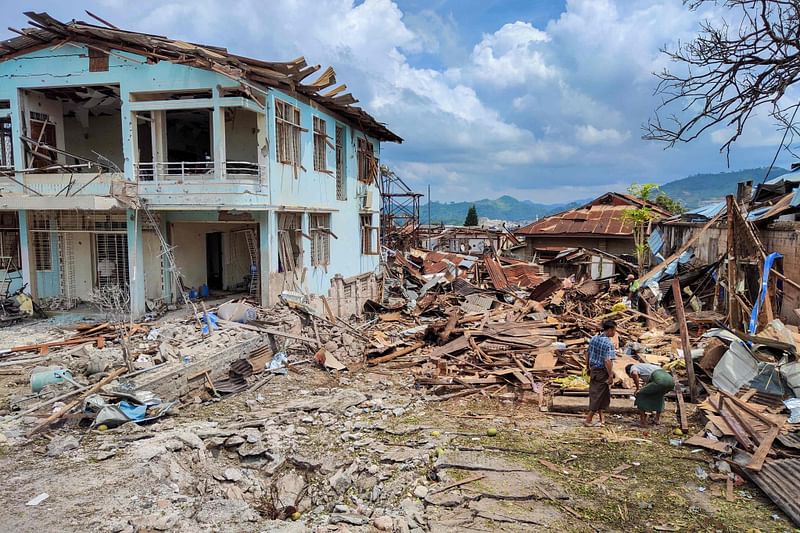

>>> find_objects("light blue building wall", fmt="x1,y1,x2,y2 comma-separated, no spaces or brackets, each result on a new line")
0,41,390,316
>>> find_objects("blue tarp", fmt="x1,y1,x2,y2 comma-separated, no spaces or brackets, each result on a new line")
748,252,782,335
648,229,664,257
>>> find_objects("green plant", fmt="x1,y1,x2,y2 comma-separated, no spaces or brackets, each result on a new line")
623,183,661,272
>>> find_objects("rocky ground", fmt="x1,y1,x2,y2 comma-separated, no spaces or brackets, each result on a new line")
0,372,793,532
0,315,795,532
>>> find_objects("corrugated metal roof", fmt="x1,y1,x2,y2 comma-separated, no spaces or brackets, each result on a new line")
516,192,669,237
502,264,543,288
735,452,800,526
1,12,401,143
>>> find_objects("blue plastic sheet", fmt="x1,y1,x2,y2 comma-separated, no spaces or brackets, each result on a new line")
748,252,782,335
201,312,220,334
118,400,148,421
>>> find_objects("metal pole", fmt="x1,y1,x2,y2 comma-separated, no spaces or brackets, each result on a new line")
427,183,431,231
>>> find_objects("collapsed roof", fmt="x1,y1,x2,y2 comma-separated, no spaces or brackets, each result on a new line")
0,11,402,143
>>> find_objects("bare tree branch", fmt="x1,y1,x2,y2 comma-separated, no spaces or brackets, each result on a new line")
645,0,800,157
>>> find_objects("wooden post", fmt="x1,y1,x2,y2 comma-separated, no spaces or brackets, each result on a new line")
671,277,697,402
726,196,739,328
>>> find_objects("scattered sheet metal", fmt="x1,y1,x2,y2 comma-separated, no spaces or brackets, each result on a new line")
733,451,800,527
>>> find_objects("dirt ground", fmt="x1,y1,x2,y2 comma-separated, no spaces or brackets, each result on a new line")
0,317,795,533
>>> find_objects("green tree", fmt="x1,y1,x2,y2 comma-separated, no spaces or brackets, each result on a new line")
654,191,686,215
622,183,660,273
464,205,479,226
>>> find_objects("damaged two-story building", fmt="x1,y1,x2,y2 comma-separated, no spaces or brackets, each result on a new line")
0,12,401,318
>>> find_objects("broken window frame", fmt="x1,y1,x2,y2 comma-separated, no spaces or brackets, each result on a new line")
88,47,110,72
0,115,13,169
313,116,328,172
277,212,303,273
0,213,20,270
335,124,346,200
357,136,377,184
32,216,53,272
310,213,331,267
275,99,302,168
360,213,378,255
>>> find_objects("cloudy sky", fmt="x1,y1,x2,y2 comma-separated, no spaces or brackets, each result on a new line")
3,0,794,203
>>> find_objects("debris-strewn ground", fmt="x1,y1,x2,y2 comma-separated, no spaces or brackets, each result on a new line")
0,345,792,533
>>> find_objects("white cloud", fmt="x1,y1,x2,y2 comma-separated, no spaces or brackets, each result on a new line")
468,21,554,87
62,0,776,203
575,125,631,145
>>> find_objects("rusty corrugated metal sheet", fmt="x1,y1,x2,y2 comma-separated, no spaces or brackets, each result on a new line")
735,453,800,526
502,264,543,288
516,192,669,237
483,254,509,290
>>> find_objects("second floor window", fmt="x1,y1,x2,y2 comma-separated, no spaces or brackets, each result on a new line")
276,100,301,167
313,117,328,172
310,213,332,267
357,137,377,184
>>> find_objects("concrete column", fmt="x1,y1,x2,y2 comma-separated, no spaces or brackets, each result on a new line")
159,213,173,304
256,110,268,188
11,90,26,190
121,100,135,179
17,210,35,297
258,210,275,305
212,87,226,180
152,111,167,182
301,212,310,269
127,209,145,318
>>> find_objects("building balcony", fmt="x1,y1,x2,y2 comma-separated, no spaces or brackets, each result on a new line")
135,161,265,183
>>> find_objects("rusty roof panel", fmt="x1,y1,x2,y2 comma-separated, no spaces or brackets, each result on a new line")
516,192,669,237
502,264,543,288
735,453,800,526
483,254,509,290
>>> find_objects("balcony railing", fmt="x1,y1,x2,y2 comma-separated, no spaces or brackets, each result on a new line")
136,161,264,182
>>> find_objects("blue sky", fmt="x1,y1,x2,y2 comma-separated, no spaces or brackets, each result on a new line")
2,0,794,203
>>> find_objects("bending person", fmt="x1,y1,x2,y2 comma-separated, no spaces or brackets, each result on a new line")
626,363,674,427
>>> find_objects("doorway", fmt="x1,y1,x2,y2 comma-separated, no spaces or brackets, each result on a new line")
206,232,223,290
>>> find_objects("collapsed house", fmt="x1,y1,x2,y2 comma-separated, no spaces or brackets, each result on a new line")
418,224,521,256
0,12,402,318
515,192,670,269
652,173,800,326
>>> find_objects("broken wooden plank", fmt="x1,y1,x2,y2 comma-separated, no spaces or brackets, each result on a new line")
367,342,424,365
745,424,781,472
673,369,688,432
429,474,485,495
671,278,697,402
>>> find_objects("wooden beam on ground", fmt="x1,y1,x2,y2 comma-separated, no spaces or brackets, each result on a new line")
746,424,781,472
367,342,424,365
672,369,688,432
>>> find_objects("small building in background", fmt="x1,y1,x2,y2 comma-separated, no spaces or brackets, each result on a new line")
515,192,670,263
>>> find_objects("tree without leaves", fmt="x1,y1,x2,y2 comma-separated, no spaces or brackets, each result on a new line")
464,205,479,226
645,0,800,159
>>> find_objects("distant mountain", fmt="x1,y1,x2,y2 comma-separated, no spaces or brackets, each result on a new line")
423,167,794,224
659,167,791,209
422,195,583,225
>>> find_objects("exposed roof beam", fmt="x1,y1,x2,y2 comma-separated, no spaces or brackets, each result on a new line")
84,10,120,30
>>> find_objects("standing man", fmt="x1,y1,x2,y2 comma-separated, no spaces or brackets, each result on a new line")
584,319,617,427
